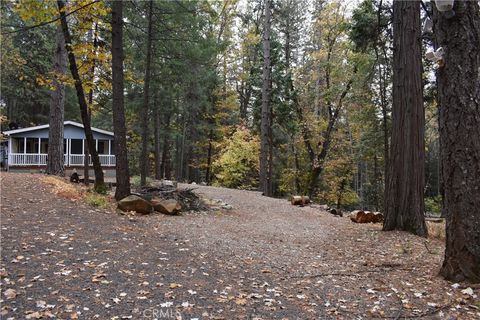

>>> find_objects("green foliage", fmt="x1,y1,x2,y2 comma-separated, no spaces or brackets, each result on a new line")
130,175,153,188
425,196,442,214
86,193,108,208
93,182,108,195
212,126,259,189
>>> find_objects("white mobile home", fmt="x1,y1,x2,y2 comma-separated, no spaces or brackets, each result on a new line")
1,121,116,174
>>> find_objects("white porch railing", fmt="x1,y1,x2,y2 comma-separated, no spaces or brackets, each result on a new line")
9,153,48,166
8,153,115,167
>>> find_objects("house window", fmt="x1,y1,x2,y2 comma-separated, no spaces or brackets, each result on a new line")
13,138,24,153
40,138,48,153
25,138,39,154
70,139,83,155
97,140,109,155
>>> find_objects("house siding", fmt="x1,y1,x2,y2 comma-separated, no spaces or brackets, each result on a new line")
9,124,113,140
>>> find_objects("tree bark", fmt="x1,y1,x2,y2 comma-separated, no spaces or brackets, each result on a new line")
434,1,480,283
57,0,105,191
46,24,66,176
259,0,273,196
161,113,171,180
140,0,154,186
84,23,98,186
205,129,214,185
154,99,162,180
383,0,427,237
111,0,131,200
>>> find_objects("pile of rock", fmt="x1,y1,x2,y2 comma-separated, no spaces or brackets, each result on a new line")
117,180,210,215
117,195,182,215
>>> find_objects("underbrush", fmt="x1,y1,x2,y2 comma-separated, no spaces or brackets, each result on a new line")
41,176,83,200
41,175,112,210
85,192,109,208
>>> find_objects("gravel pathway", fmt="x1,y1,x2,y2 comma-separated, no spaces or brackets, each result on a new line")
1,173,477,319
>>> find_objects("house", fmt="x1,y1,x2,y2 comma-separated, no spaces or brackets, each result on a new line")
1,121,116,175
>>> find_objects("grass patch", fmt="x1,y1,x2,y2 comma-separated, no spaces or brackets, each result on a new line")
427,220,446,240
41,176,83,200
85,193,109,208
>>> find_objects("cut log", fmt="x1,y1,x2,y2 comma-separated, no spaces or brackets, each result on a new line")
291,196,310,206
350,210,384,223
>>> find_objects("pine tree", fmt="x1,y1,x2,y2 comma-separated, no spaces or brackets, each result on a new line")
111,0,131,200
383,0,427,237
46,24,66,176
259,0,273,196
434,0,480,282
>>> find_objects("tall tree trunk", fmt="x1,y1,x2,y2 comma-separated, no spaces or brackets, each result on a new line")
383,0,427,237
259,0,273,196
57,0,105,191
84,24,98,186
434,1,480,283
154,100,162,180
140,0,154,186
161,113,171,180
205,129,214,185
111,0,131,200
46,24,67,176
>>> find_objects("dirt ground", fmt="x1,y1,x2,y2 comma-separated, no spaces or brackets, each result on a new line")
1,172,478,319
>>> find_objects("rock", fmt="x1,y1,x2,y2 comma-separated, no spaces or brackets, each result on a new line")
117,195,153,215
221,204,233,210
350,210,383,223
152,198,182,215
329,208,343,217
319,204,329,211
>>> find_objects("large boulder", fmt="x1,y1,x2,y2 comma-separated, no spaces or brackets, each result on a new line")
350,210,383,223
118,195,153,214
151,198,182,215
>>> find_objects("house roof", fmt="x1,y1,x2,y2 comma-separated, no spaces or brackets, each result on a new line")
2,121,114,137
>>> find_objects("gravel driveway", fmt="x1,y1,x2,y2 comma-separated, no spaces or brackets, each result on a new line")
1,173,477,319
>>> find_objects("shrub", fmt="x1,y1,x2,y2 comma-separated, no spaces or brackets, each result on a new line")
425,195,442,215
86,193,109,208
212,126,260,189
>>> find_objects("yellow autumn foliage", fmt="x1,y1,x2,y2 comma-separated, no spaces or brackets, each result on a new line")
212,126,260,189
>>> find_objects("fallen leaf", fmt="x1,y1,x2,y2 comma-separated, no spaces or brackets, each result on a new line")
4,288,16,299
461,288,474,297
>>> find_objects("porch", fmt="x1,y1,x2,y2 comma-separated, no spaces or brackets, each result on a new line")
7,137,116,167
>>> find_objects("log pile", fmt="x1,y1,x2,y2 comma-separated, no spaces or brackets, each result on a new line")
350,210,383,223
